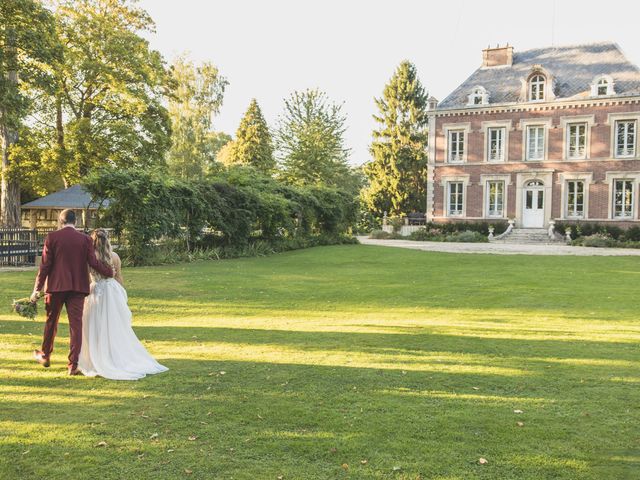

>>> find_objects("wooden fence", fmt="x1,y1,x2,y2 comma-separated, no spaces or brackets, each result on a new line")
0,228,39,267
0,227,125,268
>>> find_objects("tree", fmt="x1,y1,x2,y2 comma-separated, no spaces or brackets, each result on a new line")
0,0,57,226
166,54,228,179
19,0,171,194
363,61,429,216
275,88,355,191
225,99,275,174
216,140,234,166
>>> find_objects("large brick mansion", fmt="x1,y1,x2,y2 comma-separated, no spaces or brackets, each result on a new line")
426,42,640,228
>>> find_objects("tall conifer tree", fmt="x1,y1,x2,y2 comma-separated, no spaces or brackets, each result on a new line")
227,99,275,173
363,61,429,216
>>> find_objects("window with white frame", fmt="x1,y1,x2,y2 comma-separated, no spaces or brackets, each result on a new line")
447,182,464,216
526,125,545,160
615,120,636,157
567,123,587,159
566,180,585,218
597,78,609,96
613,180,634,218
529,75,545,101
467,87,489,106
592,76,615,96
488,127,506,161
448,130,465,163
486,181,504,217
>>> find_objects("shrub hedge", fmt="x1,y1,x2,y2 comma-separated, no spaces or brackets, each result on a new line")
85,166,358,265
555,221,640,244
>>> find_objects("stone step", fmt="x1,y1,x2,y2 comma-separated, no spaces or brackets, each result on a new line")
494,228,565,245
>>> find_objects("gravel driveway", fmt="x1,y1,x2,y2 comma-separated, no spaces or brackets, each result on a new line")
358,237,640,256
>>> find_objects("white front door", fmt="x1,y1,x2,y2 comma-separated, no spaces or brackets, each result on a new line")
523,186,544,228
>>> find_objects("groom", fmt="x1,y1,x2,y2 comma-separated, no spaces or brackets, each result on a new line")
31,209,114,375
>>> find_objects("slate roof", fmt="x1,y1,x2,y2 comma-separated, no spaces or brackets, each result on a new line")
437,42,640,110
22,185,108,209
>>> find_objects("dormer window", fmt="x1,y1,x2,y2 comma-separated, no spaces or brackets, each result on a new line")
529,75,546,101
591,75,615,97
467,86,489,106
597,79,608,96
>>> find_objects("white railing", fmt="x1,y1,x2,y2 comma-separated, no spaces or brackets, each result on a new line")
491,219,515,241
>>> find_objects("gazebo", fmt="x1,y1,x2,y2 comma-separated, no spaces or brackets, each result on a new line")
21,185,108,229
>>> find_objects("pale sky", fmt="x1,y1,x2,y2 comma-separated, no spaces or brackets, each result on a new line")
139,0,640,165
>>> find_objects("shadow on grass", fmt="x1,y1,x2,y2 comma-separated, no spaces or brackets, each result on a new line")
2,318,637,363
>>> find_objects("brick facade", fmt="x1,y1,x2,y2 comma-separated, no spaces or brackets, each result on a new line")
427,44,640,229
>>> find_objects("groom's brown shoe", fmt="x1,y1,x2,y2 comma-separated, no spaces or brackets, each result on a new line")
67,366,82,376
34,350,50,368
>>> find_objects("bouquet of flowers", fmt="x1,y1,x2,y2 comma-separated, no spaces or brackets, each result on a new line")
12,298,38,320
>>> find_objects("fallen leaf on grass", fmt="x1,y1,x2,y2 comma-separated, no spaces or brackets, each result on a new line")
21,450,30,455
277,476,284,480
392,466,402,471
472,387,480,390
167,449,175,453
360,459,368,465
478,458,488,465
188,436,198,441
516,421,524,427
513,409,523,414
95,441,107,448
150,433,159,440
184,469,193,475
341,463,349,470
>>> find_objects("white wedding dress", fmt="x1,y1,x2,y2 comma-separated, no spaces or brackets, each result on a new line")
78,253,168,380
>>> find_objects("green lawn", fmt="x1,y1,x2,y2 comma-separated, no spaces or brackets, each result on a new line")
1,245,639,479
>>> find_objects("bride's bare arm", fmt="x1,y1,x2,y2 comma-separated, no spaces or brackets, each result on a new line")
112,252,124,285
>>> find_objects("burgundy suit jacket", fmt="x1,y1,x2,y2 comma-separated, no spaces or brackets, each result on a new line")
34,227,114,295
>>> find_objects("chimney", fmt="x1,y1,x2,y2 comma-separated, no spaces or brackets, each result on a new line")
482,43,513,67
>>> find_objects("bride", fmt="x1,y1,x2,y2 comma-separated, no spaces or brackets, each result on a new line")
78,229,168,380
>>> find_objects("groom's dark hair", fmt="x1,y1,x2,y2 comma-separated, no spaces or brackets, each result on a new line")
59,209,76,225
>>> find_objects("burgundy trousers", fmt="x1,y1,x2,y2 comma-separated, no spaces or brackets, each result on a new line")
41,292,86,368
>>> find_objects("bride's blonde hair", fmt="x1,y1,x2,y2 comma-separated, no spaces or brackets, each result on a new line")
91,228,113,266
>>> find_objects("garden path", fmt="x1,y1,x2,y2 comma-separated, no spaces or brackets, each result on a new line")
358,237,640,256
